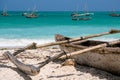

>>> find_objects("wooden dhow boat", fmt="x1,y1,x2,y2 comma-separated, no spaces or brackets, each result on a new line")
55,34,120,75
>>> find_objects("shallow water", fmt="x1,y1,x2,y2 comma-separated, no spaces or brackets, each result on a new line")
0,11,120,47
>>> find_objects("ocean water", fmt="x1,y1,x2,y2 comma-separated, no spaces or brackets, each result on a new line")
0,11,120,47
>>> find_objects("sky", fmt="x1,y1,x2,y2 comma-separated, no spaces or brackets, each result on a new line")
0,0,120,11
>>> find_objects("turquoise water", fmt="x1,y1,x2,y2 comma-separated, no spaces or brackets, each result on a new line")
0,11,120,47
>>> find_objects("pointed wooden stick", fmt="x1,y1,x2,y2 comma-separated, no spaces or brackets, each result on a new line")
13,42,37,56
3,51,40,76
37,29,120,48
1,43,37,64
60,39,120,59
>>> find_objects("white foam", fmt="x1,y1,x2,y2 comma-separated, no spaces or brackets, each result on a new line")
0,38,119,49
0,38,54,48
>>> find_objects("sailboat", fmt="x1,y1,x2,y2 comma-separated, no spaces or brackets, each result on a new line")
72,3,93,21
1,6,9,16
25,6,39,18
109,10,120,17
25,12,38,18
71,3,80,17
83,3,94,16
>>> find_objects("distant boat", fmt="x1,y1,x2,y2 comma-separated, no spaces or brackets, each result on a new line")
71,3,80,17
71,12,92,21
1,12,8,16
109,13,120,17
24,6,39,18
72,12,92,21
83,3,94,16
71,3,93,21
25,13,39,18
109,10,120,17
1,6,9,16
71,3,94,17
72,16,92,21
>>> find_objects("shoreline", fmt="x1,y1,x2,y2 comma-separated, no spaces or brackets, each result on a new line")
0,37,119,49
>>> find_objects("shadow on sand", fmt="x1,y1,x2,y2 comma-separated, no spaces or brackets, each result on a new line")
0,64,32,80
75,64,120,80
50,60,120,80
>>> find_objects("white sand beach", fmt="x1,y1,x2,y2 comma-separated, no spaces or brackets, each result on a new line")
0,47,120,80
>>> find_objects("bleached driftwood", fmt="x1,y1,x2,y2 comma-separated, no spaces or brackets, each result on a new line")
3,51,40,76
13,42,37,56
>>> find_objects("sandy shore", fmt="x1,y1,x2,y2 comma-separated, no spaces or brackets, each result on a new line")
0,46,120,80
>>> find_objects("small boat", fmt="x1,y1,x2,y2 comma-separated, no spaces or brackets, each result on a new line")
25,13,38,18
109,13,120,17
71,4,93,21
109,10,120,17
55,34,120,75
24,5,39,18
83,3,94,16
72,17,92,21
1,6,9,16
71,12,80,17
1,12,8,16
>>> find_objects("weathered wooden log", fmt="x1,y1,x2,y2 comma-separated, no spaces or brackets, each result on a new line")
3,51,40,76
37,29,120,48
3,51,65,75
13,42,37,56
60,39,120,59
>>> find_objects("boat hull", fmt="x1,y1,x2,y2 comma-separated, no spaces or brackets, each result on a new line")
55,34,120,75
109,13,120,17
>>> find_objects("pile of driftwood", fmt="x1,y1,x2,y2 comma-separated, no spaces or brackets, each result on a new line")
2,29,120,76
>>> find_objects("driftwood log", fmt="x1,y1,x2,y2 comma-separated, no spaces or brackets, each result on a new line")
3,39,120,76
0,43,37,60
3,51,65,76
13,42,37,56
3,51,40,76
